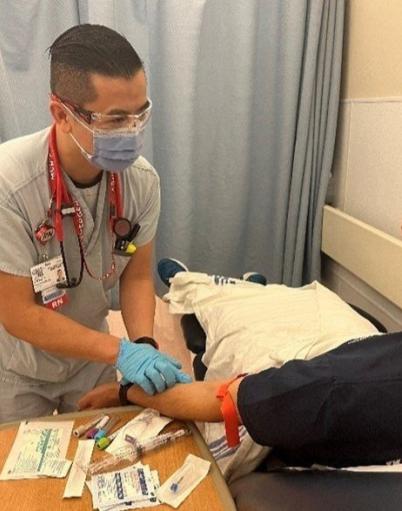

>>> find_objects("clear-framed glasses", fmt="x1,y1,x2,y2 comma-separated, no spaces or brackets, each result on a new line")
51,93,152,131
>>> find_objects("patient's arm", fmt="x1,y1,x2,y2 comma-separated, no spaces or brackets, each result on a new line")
78,379,244,423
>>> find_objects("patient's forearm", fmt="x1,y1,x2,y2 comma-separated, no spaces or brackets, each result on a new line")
128,381,223,422
127,379,243,423
79,379,244,423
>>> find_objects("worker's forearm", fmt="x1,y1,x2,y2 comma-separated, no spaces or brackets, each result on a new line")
120,277,156,339
127,381,224,422
3,303,120,364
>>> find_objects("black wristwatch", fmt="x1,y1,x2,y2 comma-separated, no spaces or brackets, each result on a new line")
134,336,159,350
119,381,134,406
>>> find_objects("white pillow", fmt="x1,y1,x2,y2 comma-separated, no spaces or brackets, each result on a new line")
165,274,379,481
198,281,378,378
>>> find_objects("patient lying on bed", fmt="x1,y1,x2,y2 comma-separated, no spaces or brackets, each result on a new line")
80,262,402,482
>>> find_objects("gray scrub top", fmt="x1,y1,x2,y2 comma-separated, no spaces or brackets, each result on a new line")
0,127,160,383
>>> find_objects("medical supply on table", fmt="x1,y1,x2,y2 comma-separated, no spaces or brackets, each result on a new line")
106,408,173,454
0,420,73,480
86,415,110,439
125,427,190,452
95,423,127,450
88,428,191,475
157,454,211,508
90,464,159,509
88,462,160,510
73,414,106,438
170,475,185,493
94,415,120,441
63,439,95,499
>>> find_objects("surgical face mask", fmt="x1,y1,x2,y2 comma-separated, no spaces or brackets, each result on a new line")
69,111,145,172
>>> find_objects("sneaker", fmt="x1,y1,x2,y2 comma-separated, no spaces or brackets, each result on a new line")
242,271,267,286
157,258,189,287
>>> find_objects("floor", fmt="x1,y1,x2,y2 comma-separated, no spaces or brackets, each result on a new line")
107,296,193,376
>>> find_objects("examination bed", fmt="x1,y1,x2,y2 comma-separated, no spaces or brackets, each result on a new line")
179,206,402,511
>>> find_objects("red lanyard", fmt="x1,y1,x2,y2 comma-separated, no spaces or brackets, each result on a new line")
48,124,122,241
47,124,121,284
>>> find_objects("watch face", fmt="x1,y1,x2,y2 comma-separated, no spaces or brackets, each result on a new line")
113,217,131,239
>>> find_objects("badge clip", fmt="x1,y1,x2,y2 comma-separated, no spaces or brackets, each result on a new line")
35,220,55,245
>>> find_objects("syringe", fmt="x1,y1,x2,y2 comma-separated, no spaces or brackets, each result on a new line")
125,428,191,453
88,428,191,475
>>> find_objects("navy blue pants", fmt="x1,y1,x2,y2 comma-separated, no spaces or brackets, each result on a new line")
238,332,402,467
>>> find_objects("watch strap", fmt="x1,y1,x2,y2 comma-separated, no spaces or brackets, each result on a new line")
119,382,134,406
134,336,159,350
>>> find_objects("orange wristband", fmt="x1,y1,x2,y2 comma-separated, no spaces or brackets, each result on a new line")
216,374,246,447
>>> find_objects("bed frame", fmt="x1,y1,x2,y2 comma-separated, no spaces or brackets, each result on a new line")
321,205,402,310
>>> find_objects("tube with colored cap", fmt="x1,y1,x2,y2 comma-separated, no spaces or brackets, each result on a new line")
96,424,125,450
94,416,120,442
73,414,106,438
86,415,110,439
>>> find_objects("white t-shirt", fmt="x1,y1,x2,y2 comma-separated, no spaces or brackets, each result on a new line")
0,127,160,382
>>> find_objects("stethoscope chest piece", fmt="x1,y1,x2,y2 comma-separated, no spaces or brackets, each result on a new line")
113,217,132,239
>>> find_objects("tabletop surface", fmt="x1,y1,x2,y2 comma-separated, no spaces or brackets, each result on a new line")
0,406,236,511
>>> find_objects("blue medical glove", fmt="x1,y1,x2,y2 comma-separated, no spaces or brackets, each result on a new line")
116,339,192,395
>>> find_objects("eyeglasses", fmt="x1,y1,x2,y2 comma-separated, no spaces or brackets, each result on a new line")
51,93,152,131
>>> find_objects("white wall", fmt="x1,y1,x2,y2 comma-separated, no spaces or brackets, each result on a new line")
325,0,402,331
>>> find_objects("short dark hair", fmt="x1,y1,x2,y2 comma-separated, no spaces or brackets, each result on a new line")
48,24,143,105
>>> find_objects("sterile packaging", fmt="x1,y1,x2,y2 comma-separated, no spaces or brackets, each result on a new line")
63,439,95,498
90,463,158,509
157,454,211,508
106,408,172,454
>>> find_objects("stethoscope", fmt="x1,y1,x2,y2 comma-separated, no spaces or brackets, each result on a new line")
37,125,139,289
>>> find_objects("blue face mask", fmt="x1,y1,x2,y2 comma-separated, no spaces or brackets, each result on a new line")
70,118,144,172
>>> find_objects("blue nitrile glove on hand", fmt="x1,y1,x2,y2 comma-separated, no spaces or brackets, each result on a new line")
116,339,192,395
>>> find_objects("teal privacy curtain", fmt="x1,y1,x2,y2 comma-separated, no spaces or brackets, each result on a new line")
0,0,344,287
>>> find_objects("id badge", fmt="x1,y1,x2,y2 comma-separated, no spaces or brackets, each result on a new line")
30,255,67,293
41,286,69,310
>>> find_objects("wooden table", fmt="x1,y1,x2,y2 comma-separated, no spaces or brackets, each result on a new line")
0,407,237,511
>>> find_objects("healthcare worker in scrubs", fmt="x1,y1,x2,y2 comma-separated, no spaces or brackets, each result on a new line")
0,24,191,423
